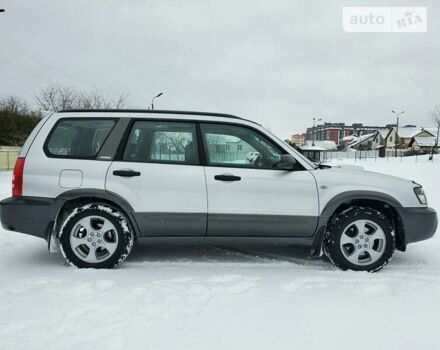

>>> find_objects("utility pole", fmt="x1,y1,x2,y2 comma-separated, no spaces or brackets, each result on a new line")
392,110,405,157
312,117,322,146
151,92,163,110
432,123,440,161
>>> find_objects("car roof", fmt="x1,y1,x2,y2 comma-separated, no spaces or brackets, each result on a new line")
57,109,259,125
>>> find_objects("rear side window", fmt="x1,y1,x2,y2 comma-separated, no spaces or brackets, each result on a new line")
122,121,198,165
45,119,115,158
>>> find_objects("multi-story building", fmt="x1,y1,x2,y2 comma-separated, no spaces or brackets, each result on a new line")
290,133,306,145
306,122,395,146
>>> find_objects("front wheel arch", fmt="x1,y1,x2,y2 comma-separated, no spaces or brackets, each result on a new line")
311,196,406,256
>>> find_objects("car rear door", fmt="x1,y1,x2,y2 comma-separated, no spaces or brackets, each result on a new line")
200,122,319,237
105,120,207,236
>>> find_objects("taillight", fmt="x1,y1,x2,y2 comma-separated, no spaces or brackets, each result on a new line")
12,157,25,197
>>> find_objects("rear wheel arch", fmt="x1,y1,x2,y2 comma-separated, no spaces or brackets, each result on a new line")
54,190,140,239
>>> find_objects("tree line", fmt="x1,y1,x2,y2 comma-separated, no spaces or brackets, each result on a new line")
0,84,128,146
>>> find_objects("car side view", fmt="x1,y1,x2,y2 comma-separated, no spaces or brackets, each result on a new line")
0,110,437,271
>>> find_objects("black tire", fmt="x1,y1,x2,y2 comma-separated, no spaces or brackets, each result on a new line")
59,203,134,269
323,206,394,272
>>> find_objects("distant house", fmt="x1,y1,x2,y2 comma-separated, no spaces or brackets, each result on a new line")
377,129,390,147
385,127,436,149
408,136,437,151
305,122,393,146
299,140,337,162
205,136,255,163
343,131,380,150
299,144,327,162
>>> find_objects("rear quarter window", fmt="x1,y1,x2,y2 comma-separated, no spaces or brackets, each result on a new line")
45,118,115,159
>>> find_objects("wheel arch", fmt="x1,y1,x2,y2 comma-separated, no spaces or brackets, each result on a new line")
311,191,406,255
53,189,140,239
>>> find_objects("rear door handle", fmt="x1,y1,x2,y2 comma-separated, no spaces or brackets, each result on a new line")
214,174,241,182
113,169,141,177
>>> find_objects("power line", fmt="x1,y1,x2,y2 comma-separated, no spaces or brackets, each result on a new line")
0,81,35,97
0,34,97,89
0,55,49,81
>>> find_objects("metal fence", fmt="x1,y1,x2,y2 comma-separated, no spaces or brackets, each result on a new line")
319,149,437,163
0,150,20,171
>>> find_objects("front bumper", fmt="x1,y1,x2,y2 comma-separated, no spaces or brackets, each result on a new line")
0,196,59,240
396,207,438,245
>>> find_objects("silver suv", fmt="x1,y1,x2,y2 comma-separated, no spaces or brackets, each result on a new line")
0,110,437,271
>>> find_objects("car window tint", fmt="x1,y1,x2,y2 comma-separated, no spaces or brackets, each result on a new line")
123,121,198,164
46,119,115,158
200,123,283,169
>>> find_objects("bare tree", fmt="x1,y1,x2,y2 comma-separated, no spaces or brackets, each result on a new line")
0,96,29,114
35,84,129,111
430,105,440,160
78,89,129,109
35,84,77,111
113,93,129,109
154,131,191,161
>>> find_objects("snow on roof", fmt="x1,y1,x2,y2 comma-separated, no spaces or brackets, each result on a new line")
304,140,337,150
379,129,390,138
412,136,437,147
341,135,356,142
346,132,378,148
397,127,435,138
300,145,327,151
424,127,438,138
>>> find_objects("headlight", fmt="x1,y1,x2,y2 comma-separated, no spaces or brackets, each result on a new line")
414,187,427,205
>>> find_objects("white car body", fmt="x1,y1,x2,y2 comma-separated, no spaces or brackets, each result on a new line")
1,110,437,260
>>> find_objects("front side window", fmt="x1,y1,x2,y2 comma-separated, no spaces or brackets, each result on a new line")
123,121,198,164
200,123,283,169
46,119,115,158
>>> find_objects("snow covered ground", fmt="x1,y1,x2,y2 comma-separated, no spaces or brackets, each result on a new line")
1,157,439,350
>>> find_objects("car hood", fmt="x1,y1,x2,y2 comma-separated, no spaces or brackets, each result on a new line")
310,163,423,206
313,164,411,187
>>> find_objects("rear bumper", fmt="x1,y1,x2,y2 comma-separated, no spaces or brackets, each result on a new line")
0,196,59,240
396,207,438,245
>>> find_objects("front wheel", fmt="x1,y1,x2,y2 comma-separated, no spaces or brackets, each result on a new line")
59,203,134,269
323,207,394,272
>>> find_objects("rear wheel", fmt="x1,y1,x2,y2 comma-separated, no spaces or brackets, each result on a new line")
59,203,134,269
323,207,394,272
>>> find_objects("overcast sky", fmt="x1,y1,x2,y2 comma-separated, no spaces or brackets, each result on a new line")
0,0,439,138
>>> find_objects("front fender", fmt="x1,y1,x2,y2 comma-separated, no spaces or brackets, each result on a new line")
310,190,403,256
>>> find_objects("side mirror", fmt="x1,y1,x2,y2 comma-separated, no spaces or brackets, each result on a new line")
275,154,296,170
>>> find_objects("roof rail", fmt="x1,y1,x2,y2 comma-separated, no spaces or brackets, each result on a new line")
57,109,246,121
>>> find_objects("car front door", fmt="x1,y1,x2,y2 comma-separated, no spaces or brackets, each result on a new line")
200,123,319,237
106,120,207,236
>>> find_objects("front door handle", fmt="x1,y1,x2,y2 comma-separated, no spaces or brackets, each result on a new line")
113,169,141,177
214,174,241,182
